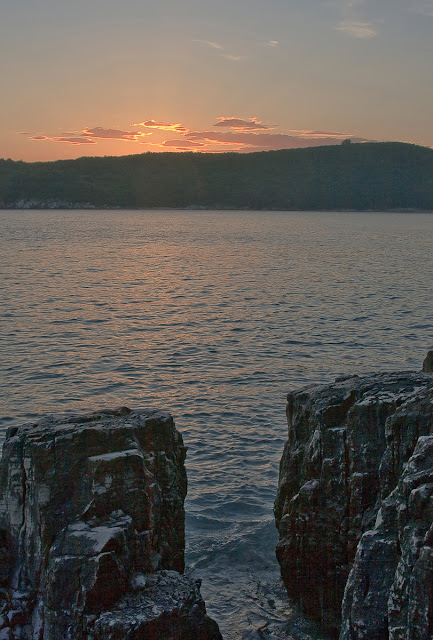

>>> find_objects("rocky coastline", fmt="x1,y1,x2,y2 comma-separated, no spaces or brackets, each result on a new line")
0,407,221,640
275,352,433,639
1,356,433,639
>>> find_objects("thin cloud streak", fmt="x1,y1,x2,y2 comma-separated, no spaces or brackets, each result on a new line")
194,39,223,49
334,20,377,37
291,129,354,139
162,139,206,149
410,2,433,16
221,54,247,61
30,135,97,145
185,130,370,150
324,0,366,8
193,39,247,62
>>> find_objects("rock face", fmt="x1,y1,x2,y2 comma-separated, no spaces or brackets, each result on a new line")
274,371,433,639
423,349,433,372
0,407,221,640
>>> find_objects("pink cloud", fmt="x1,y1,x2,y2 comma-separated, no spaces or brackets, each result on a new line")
54,137,98,145
162,139,205,148
29,126,148,145
83,127,147,141
30,135,97,145
185,130,370,151
27,117,371,153
159,139,206,151
214,116,273,131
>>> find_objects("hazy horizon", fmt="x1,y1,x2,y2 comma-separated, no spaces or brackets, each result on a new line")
2,0,433,162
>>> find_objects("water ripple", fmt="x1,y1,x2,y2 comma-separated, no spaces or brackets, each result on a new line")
1,209,433,639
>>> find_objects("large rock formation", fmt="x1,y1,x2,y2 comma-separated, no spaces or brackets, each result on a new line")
274,369,433,639
0,407,221,640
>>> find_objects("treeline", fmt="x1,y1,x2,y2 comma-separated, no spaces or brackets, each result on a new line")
1,142,433,210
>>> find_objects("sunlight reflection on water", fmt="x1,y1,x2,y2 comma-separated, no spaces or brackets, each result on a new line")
1,209,433,638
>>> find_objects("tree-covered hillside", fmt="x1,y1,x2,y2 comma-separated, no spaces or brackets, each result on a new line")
1,142,432,210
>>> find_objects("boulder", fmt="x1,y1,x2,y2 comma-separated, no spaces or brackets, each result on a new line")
0,407,221,640
274,370,433,639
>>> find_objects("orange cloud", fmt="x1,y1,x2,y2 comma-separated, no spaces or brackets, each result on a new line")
214,116,273,131
131,120,189,133
26,118,371,153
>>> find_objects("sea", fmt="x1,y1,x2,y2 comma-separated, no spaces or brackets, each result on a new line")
1,209,433,639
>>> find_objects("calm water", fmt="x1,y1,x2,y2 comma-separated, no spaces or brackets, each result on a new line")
1,209,433,639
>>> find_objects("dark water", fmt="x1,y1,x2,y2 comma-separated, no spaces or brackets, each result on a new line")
1,209,433,638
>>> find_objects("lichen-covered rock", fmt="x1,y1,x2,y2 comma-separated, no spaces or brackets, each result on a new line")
0,407,221,640
274,371,433,639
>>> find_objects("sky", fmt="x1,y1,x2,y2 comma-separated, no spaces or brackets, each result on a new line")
2,0,433,161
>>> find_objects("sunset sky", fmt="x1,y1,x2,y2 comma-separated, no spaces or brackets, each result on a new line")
2,0,433,161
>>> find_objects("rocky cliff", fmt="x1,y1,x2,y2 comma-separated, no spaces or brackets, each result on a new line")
0,407,221,640
275,365,433,640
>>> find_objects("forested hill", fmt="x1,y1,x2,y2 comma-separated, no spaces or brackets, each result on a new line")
1,141,433,211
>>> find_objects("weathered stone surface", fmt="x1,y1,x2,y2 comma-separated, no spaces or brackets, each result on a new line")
423,349,433,372
0,407,221,640
274,371,433,639
93,571,221,640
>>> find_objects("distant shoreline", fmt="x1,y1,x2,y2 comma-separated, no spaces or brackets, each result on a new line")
2,142,433,211
2,204,433,213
